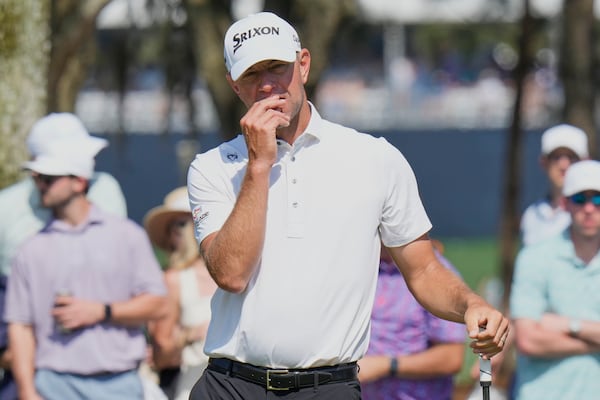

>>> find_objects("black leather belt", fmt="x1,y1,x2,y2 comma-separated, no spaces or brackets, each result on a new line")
207,357,358,391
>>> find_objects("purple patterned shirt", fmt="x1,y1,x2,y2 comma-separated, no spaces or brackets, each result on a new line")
361,254,466,400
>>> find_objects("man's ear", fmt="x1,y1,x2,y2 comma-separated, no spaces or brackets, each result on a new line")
539,155,549,171
72,176,88,194
226,73,241,95
298,49,311,84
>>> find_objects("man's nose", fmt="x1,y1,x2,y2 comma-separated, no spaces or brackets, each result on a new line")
257,72,277,92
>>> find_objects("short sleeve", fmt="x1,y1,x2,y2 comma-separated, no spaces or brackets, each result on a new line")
4,250,33,324
379,139,432,247
187,151,236,244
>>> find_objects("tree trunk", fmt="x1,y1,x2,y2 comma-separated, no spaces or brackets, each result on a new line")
0,0,50,188
499,0,536,310
184,0,241,140
561,0,596,157
47,0,112,113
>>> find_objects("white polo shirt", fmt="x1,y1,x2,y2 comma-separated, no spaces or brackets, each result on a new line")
520,198,570,246
188,105,431,368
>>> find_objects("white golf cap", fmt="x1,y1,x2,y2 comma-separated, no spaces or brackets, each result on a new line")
26,113,108,158
541,124,588,158
563,160,600,196
224,12,301,81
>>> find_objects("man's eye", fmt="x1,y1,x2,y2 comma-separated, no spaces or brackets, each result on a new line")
270,64,288,73
240,71,258,82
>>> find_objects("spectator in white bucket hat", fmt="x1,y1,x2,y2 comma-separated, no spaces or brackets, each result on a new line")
0,113,128,398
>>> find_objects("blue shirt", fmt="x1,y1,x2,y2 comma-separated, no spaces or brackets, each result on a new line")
510,230,600,399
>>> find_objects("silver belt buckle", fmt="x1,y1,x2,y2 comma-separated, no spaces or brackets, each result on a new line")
266,369,290,390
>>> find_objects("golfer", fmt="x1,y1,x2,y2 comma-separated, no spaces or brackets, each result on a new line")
187,12,509,399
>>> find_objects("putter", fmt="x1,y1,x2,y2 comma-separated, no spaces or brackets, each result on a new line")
479,327,492,400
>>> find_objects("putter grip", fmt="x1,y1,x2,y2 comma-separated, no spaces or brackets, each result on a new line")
479,326,492,384
479,356,492,383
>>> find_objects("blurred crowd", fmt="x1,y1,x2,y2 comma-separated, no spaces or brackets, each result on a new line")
0,111,598,400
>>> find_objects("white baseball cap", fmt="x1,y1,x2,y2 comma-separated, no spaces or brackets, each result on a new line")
563,160,600,196
541,124,588,158
26,113,108,158
224,12,301,81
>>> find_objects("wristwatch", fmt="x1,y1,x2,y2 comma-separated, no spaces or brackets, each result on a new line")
103,304,112,322
568,319,581,337
389,357,398,377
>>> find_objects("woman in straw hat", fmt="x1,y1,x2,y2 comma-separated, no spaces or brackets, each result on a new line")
144,187,217,400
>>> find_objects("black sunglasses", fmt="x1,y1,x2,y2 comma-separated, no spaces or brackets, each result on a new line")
33,174,70,186
570,192,600,206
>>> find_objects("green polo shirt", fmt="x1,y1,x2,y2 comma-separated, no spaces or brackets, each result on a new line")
510,230,600,399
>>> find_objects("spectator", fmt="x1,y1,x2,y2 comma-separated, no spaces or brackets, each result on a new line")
187,11,508,399
511,160,600,399
4,135,167,400
144,187,216,400
358,242,465,400
0,113,127,276
0,112,127,400
520,124,588,245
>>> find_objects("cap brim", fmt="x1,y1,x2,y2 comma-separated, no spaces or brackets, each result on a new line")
230,48,297,81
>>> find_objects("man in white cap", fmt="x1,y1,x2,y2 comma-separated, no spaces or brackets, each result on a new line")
186,12,509,399
520,124,589,245
510,159,600,399
3,136,167,399
0,113,127,398
0,113,127,276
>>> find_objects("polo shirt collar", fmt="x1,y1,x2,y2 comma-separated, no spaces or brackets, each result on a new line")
302,101,323,141
275,102,322,149
46,204,104,233
556,228,600,269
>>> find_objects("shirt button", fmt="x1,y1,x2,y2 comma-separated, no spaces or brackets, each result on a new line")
292,202,299,208
291,156,296,162
292,178,297,184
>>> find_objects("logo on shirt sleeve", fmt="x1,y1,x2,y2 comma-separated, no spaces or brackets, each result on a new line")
192,206,209,228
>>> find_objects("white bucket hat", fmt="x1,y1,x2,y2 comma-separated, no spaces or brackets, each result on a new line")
541,124,588,159
224,12,301,81
23,154,95,179
23,113,107,179
563,160,600,197
26,113,108,158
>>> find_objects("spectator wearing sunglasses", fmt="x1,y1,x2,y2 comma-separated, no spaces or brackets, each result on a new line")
0,113,127,400
143,187,217,400
510,160,600,399
520,124,589,246
3,134,167,400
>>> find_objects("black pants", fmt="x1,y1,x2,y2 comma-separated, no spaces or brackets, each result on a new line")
189,367,362,400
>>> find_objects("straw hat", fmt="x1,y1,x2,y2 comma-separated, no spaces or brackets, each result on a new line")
144,187,191,251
